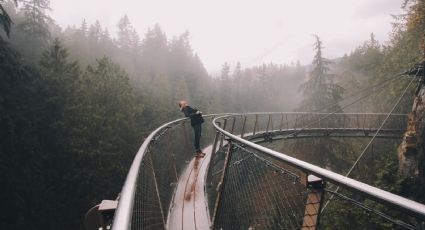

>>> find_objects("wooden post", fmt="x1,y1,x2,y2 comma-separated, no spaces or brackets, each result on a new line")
302,175,325,230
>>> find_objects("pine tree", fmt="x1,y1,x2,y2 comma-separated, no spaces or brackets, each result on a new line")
140,24,169,77
117,14,134,49
0,0,16,39
168,31,209,107
299,35,344,113
12,0,52,62
33,39,83,229
0,34,42,230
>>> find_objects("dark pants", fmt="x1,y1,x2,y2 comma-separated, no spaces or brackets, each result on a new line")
193,124,202,152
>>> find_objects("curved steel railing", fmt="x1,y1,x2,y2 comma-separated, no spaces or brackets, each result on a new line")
112,114,226,230
112,117,184,230
211,113,425,220
113,112,425,229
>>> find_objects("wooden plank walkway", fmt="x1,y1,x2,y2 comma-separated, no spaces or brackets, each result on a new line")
167,146,212,230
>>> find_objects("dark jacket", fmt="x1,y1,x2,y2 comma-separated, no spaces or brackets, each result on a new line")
182,106,204,127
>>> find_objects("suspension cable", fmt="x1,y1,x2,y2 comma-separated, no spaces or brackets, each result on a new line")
272,61,423,139
285,63,425,137
311,72,406,113
345,74,417,177
321,69,420,213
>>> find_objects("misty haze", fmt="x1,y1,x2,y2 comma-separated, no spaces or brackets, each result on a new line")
1,0,425,230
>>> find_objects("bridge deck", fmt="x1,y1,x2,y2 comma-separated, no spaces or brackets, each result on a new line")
167,146,212,230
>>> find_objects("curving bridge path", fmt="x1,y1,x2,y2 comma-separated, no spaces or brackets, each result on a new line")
109,112,425,230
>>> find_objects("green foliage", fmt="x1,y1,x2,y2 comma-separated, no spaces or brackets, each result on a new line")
7,0,52,64
0,2,13,38
1,0,425,229
1,37,141,229
320,148,408,230
0,37,54,229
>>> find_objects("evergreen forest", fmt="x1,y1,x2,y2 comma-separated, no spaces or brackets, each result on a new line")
1,0,425,229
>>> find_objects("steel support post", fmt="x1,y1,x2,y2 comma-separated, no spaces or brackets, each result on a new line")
230,117,236,134
279,114,284,131
211,129,221,161
206,125,222,213
253,114,258,135
211,140,234,228
270,115,274,131
241,116,247,138
266,114,271,132
285,114,289,129
220,119,228,149
294,114,298,130
301,175,325,230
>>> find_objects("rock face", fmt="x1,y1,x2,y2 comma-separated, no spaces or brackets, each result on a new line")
398,113,420,177
398,83,425,189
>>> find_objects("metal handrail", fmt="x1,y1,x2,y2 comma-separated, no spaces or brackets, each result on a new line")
212,113,425,220
112,117,184,230
112,112,416,229
112,114,227,230
223,112,407,116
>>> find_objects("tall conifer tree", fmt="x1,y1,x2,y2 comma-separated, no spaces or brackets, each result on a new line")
299,35,344,113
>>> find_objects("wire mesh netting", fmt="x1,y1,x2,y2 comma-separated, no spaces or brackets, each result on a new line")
131,152,165,229
128,115,219,230
206,113,424,230
209,143,308,230
119,112,424,230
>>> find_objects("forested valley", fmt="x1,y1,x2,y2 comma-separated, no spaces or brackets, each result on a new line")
1,0,425,229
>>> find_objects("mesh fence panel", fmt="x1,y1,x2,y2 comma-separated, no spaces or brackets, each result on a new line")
211,145,307,230
129,116,219,229
131,152,165,229
206,113,425,230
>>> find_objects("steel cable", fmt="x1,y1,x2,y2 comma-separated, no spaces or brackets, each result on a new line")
321,69,419,213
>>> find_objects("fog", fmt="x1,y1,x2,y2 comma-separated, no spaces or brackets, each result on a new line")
3,1,424,229
50,0,403,73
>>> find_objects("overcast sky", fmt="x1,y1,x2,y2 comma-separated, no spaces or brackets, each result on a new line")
50,0,403,73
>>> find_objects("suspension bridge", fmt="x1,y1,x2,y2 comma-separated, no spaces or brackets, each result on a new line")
85,67,425,229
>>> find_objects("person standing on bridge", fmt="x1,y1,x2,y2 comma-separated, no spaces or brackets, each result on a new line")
179,100,206,157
